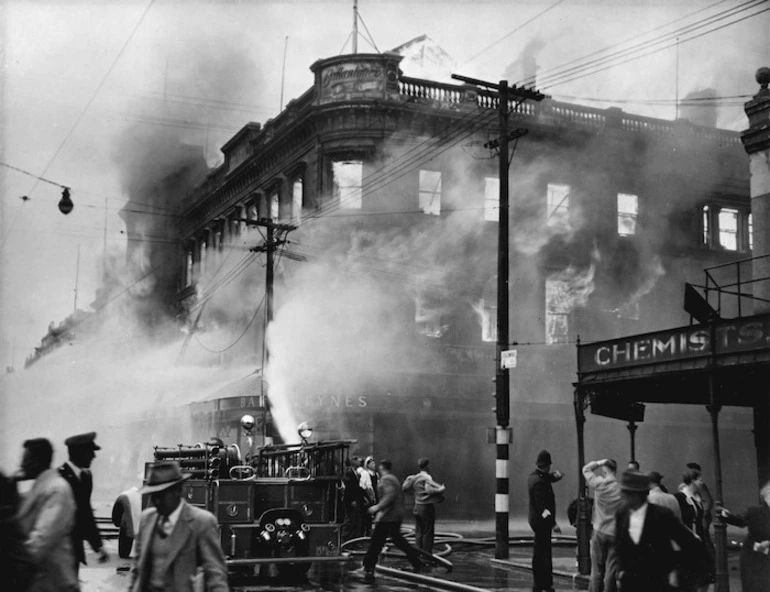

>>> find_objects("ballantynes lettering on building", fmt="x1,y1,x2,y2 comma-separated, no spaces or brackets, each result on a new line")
322,64,383,87
578,313,770,374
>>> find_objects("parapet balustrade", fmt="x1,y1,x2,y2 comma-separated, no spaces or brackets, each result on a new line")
398,75,741,144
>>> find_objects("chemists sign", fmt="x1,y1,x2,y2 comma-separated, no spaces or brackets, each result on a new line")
578,313,770,373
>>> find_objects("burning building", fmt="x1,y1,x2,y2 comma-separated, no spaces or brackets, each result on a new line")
123,50,754,519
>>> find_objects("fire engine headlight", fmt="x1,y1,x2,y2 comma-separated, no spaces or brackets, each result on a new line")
261,531,272,541
297,421,313,441
297,531,306,541
241,415,255,431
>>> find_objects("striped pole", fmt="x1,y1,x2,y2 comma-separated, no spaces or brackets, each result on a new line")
495,425,509,559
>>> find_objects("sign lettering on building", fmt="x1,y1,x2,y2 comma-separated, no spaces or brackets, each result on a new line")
578,314,770,373
316,60,387,105
309,395,368,409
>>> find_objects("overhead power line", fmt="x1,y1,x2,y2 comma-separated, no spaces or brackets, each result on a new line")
27,0,156,198
0,162,68,189
541,3,769,91
520,0,768,90
463,0,567,66
516,0,732,88
193,293,265,354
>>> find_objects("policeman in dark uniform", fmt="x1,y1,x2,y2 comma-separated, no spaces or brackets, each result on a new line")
58,432,109,572
527,450,563,592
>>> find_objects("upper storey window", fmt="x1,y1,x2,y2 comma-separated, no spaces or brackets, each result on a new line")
292,177,303,224
419,170,442,216
701,203,751,252
333,160,363,209
718,208,738,251
546,183,570,229
617,193,638,236
269,187,280,220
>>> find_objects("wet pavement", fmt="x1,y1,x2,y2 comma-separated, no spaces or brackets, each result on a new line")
82,538,562,591
80,519,743,591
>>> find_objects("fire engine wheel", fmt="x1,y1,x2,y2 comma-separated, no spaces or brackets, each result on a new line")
274,542,311,577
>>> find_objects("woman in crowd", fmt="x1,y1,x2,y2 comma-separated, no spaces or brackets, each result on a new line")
674,468,713,592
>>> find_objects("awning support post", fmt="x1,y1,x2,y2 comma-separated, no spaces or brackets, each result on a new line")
573,386,591,576
708,319,729,592
627,420,637,463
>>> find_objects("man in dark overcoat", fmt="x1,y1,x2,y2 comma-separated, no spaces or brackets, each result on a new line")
58,431,108,572
615,470,704,592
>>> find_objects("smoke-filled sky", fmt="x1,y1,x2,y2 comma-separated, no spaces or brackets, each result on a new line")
0,0,767,368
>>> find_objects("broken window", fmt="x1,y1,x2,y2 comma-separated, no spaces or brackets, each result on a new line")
617,193,638,236
229,211,241,238
185,247,194,287
545,278,571,344
292,178,303,223
333,160,363,209
270,188,280,220
415,297,447,338
419,170,442,216
484,177,499,222
546,183,570,229
718,208,738,251
481,300,497,342
214,221,224,251
199,236,208,275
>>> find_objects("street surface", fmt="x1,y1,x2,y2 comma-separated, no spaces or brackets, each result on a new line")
79,540,557,591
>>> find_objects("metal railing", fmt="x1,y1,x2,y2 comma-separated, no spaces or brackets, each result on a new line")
702,253,770,318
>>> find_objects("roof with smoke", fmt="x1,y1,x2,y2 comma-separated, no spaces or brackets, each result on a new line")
390,34,457,82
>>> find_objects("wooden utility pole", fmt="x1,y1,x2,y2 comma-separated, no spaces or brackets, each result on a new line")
247,216,296,444
452,73,544,560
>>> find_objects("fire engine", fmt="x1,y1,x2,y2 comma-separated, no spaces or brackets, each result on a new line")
146,417,355,581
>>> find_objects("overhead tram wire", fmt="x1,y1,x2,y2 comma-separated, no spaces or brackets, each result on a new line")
516,0,732,88
520,0,767,90
193,293,266,354
539,1,768,90
527,0,766,89
282,247,459,293
24,0,156,199
553,93,752,106
190,252,261,314
462,0,568,66
538,3,769,91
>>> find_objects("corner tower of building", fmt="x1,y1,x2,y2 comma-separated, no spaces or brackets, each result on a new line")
310,53,403,105
741,66,770,488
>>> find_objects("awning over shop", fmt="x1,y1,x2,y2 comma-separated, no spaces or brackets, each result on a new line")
575,312,770,407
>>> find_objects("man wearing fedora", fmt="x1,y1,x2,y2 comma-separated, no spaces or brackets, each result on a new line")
129,461,229,592
58,431,109,573
615,470,702,592
527,450,564,592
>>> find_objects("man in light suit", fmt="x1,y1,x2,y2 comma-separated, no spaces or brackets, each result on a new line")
16,437,79,592
129,461,229,592
58,432,108,572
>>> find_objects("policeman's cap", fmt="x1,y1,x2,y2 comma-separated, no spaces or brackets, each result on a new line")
64,432,101,450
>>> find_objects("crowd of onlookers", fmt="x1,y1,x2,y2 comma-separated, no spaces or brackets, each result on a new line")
546,454,770,592
1,433,110,592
